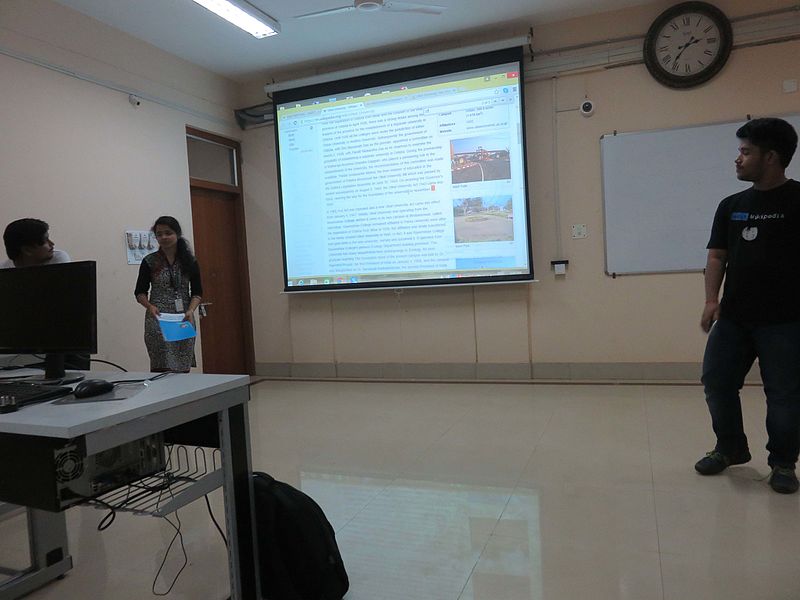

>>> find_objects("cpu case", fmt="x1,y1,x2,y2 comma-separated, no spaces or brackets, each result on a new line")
0,433,166,511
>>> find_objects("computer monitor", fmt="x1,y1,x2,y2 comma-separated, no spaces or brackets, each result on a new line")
0,261,97,382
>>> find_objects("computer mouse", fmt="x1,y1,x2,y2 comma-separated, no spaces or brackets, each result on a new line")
73,379,115,399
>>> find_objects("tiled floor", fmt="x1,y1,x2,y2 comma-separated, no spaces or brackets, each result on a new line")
9,380,800,599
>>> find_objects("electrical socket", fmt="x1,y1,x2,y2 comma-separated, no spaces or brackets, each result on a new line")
571,224,588,239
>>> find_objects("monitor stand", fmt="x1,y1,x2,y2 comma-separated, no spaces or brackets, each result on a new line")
25,354,85,385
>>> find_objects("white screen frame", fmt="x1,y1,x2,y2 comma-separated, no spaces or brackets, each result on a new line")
273,47,533,292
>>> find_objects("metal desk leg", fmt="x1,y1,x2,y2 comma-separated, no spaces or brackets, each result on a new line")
0,508,72,600
219,400,260,600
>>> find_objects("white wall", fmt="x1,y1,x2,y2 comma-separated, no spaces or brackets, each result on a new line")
0,0,242,372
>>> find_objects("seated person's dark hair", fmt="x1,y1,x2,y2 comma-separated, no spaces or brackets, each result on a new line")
736,118,798,168
3,218,49,261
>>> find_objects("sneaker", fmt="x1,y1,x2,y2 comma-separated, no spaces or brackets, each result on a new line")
769,467,799,494
694,449,751,475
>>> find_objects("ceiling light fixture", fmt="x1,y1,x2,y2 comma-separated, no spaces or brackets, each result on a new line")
190,0,280,38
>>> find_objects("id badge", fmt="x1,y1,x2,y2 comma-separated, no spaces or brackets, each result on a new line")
175,298,184,312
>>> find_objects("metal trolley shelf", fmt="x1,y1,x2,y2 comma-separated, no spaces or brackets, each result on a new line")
92,445,223,518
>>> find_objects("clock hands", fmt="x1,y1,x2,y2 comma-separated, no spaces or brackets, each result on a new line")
677,36,699,52
673,36,701,68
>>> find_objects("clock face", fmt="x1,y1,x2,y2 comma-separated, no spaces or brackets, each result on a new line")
655,12,722,78
643,2,733,89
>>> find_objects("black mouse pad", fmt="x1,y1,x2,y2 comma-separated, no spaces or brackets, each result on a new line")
53,387,140,404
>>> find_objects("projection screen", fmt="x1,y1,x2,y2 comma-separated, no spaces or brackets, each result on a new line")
273,46,532,292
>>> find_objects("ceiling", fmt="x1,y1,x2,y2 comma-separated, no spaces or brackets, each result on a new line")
53,0,652,82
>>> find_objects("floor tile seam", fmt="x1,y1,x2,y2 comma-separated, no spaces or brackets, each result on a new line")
409,402,548,598
331,488,390,534
509,407,558,491
484,529,662,554
490,520,660,554
656,548,800,564
455,527,497,600
491,407,558,535
643,389,667,600
332,479,405,534
483,486,516,540
531,402,651,441
467,534,664,578
513,479,658,497
520,406,557,468
651,481,770,496
391,405,480,480
332,466,516,534
651,470,774,495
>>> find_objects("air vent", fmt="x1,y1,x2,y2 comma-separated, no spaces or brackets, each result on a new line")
55,451,84,482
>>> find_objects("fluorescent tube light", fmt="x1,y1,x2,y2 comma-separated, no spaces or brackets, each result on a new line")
191,0,280,38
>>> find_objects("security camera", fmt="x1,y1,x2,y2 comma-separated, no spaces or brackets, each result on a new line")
580,99,595,117
128,94,142,107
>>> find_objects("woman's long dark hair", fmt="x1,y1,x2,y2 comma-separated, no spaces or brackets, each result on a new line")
152,216,195,271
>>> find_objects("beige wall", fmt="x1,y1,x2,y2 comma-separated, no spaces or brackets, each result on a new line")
2,0,797,379
241,0,800,379
525,0,799,368
0,0,241,372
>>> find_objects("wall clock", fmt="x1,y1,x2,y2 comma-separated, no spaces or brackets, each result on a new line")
643,2,733,89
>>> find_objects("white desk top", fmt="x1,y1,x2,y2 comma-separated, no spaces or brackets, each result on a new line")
0,371,249,439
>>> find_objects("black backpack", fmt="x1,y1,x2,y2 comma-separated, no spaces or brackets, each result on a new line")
252,472,349,600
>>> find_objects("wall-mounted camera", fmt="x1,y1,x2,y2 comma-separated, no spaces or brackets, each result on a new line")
579,99,595,117
128,94,142,108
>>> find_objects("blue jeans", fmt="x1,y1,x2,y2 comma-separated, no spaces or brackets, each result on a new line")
702,318,800,468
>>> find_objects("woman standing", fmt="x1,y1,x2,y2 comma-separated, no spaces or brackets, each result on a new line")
134,216,203,372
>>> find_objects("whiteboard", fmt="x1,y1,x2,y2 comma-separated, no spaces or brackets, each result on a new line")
601,115,800,276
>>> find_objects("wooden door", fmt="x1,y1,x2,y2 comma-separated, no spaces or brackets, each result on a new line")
190,186,254,374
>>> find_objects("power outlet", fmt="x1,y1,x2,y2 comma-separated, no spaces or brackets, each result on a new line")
571,224,588,239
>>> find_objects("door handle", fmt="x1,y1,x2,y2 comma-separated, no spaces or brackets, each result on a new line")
199,301,213,318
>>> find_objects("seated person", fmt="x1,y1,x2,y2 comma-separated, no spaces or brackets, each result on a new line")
0,218,88,370
1,218,70,268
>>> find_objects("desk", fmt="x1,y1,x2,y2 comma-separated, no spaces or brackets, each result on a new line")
0,372,259,599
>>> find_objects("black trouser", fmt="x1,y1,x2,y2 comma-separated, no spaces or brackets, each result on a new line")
702,318,800,468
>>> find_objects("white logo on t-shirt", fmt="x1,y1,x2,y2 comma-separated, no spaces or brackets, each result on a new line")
742,227,758,241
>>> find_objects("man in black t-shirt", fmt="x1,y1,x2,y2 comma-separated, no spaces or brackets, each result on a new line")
695,118,800,494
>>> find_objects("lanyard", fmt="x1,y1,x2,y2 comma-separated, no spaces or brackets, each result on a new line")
159,250,180,296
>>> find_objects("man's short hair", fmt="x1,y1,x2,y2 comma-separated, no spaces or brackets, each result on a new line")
736,118,798,168
3,218,49,260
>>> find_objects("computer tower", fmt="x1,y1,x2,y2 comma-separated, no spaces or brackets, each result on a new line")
0,433,166,511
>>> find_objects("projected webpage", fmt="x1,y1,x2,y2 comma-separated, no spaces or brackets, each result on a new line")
276,59,530,289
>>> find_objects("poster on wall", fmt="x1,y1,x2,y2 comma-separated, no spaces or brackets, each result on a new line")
126,230,158,265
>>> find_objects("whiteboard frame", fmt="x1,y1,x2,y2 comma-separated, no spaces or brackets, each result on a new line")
600,114,800,277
